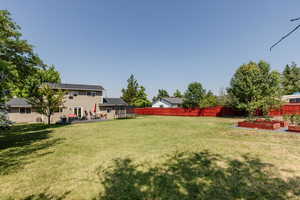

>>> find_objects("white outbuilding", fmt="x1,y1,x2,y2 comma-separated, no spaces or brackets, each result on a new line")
152,97,183,108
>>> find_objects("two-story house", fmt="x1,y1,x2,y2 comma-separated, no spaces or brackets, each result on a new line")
6,83,130,123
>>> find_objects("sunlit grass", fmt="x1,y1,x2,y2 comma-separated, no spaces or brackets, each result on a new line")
1,116,300,199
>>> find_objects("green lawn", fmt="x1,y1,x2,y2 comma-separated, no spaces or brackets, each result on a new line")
1,116,300,199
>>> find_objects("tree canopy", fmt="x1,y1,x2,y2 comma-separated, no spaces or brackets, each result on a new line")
183,82,206,108
173,89,183,98
27,84,65,125
132,86,151,107
282,62,300,95
227,61,282,117
152,89,170,102
18,66,61,98
121,74,139,105
0,10,45,101
121,74,151,107
199,90,218,108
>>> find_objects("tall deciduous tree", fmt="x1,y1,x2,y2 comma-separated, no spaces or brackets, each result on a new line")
282,62,300,95
152,89,170,102
227,61,282,117
173,89,183,98
0,10,44,100
0,60,16,103
18,66,61,98
183,82,206,108
28,84,65,125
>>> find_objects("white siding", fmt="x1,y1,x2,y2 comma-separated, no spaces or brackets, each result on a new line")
152,99,172,108
282,95,300,103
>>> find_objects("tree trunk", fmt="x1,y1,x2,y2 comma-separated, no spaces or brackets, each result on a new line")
47,115,51,125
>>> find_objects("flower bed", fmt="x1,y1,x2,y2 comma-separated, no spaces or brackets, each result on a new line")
255,119,288,128
287,125,300,133
238,121,281,130
271,120,289,127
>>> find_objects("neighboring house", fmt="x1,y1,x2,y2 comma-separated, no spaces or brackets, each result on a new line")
6,83,132,123
6,98,39,123
282,92,300,103
152,97,183,108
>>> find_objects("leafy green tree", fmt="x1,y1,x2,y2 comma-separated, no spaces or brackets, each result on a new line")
132,86,151,107
16,66,61,98
28,84,65,125
173,89,183,98
121,74,139,105
199,90,218,108
152,89,170,102
0,10,44,100
282,62,300,95
183,82,206,108
227,61,282,117
0,60,17,103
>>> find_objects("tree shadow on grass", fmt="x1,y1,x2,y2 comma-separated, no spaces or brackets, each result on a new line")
96,151,300,200
0,123,66,150
5,191,71,200
0,124,64,175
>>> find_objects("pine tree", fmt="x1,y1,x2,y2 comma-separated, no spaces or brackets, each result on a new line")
121,74,139,105
152,89,169,102
173,89,183,98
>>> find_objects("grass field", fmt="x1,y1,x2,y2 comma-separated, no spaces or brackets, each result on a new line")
1,116,300,199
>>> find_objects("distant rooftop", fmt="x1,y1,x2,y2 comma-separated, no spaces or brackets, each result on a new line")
100,98,128,106
46,83,104,91
6,98,31,108
161,97,183,105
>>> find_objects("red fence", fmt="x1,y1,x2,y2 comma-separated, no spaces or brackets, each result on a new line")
134,106,241,117
269,103,300,116
135,104,300,117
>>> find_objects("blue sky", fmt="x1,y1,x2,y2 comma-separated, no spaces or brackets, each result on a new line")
2,1,300,98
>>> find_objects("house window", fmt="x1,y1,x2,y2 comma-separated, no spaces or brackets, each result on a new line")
96,91,102,96
289,98,300,103
54,107,63,113
87,91,92,96
20,108,31,114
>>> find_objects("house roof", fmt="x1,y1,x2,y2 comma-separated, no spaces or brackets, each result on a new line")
161,97,183,105
99,98,128,106
46,83,104,91
6,98,32,108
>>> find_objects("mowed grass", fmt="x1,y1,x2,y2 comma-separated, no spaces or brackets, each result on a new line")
1,116,300,199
